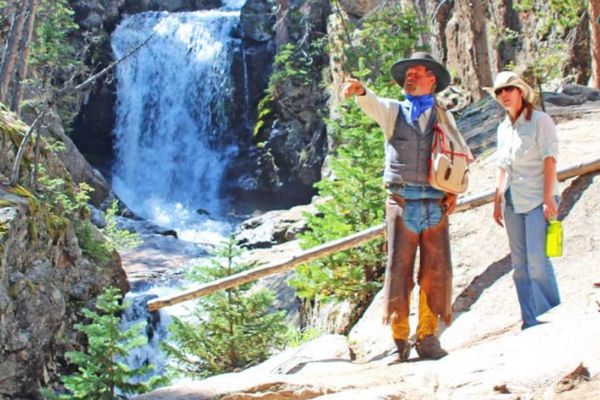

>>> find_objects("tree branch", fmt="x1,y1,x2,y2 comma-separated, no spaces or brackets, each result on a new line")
9,105,46,185
56,20,163,99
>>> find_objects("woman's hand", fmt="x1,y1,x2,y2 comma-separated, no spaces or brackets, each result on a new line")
543,157,558,221
493,170,506,227
543,196,558,221
493,197,504,227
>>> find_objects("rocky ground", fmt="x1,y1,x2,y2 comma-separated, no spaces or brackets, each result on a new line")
130,97,600,399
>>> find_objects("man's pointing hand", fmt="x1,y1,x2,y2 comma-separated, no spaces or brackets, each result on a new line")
343,77,366,98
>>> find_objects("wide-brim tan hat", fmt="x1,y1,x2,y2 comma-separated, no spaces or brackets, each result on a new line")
484,71,536,104
390,52,450,93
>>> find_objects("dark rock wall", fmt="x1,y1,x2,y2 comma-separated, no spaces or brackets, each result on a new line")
563,11,591,85
489,0,522,73
228,0,330,210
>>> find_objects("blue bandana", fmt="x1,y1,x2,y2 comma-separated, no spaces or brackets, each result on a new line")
405,94,435,122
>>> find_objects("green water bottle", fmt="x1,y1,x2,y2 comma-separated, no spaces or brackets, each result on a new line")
546,219,563,257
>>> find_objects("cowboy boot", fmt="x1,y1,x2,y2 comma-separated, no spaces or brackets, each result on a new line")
415,335,448,360
393,339,411,362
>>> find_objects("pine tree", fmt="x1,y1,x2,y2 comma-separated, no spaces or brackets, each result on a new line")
163,236,288,378
45,287,167,399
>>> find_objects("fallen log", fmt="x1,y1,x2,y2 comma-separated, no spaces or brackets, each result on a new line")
147,158,600,311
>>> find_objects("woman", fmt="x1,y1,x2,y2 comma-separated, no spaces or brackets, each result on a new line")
488,71,561,329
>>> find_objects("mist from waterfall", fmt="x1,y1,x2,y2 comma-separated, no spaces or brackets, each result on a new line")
111,8,244,243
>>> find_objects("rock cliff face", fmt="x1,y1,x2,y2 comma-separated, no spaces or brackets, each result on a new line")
0,109,128,399
445,0,493,99
232,0,330,208
404,0,591,99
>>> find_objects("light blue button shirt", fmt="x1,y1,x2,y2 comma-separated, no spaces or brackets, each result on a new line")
496,110,559,213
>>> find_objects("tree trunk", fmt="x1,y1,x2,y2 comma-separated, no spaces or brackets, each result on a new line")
0,2,27,104
490,0,521,73
424,0,453,65
445,0,493,99
590,0,600,88
11,0,38,114
275,0,289,49
561,8,591,85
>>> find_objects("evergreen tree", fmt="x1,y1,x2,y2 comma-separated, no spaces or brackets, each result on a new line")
45,287,167,399
163,236,288,378
289,4,425,312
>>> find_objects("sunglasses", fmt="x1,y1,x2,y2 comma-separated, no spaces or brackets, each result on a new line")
494,86,518,96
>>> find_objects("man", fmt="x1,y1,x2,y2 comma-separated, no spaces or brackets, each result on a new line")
343,52,459,361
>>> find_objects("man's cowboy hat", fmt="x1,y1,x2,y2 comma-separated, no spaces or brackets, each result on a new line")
390,52,451,93
484,71,536,104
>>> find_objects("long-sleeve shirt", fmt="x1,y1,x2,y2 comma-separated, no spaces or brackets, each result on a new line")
356,88,458,139
496,109,559,213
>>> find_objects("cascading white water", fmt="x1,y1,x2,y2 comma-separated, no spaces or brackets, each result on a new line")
111,6,245,242
111,1,250,386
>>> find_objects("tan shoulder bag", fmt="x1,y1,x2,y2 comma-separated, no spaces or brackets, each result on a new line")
429,106,474,195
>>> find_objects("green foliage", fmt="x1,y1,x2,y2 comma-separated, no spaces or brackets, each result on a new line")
253,39,326,143
502,0,586,91
339,2,425,96
0,221,7,243
162,237,288,378
44,136,67,153
253,90,274,138
0,1,7,24
285,326,323,348
102,200,142,252
37,172,91,218
74,201,142,262
43,287,167,399
29,0,83,129
513,0,585,36
269,41,324,87
288,4,423,306
289,102,386,303
525,44,568,84
30,0,79,73
75,219,113,262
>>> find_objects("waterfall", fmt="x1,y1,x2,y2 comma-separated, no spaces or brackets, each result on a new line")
110,2,250,386
111,8,245,238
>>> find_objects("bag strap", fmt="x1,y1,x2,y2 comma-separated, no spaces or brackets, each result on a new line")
433,125,471,159
435,105,474,162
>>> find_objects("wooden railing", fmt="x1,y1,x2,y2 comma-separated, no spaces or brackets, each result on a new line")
147,159,600,311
